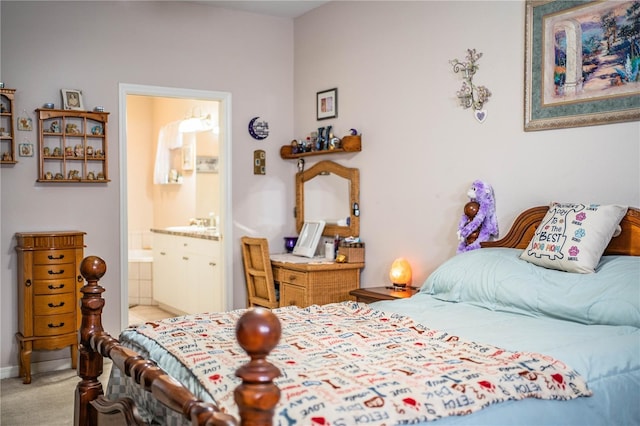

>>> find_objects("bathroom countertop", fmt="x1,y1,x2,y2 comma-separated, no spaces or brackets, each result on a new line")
151,228,220,241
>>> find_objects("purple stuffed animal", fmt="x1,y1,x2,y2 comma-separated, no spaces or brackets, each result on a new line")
457,180,498,253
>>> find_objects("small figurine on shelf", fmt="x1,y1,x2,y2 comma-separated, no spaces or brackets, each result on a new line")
53,147,61,157
91,125,102,135
65,123,80,134
96,172,105,180
49,121,60,133
87,172,95,180
54,173,64,180
43,147,51,156
94,149,103,158
86,146,93,157
44,171,53,180
2,152,11,161
64,146,73,157
67,170,80,180
74,144,83,157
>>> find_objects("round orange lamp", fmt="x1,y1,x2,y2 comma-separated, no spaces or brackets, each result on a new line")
389,258,412,289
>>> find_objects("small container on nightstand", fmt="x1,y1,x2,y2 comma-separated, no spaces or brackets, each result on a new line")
349,286,419,304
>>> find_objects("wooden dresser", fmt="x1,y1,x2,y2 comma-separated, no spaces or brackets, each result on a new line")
271,259,364,308
15,231,85,384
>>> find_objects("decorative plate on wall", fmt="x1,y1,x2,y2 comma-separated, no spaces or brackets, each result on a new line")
248,116,269,140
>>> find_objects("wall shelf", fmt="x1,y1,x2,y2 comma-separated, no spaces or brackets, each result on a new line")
280,135,361,159
0,88,17,164
36,108,110,183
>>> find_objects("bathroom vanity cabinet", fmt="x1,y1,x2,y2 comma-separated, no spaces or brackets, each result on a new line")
152,231,221,314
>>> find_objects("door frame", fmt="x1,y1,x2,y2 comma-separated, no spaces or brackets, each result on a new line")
118,83,233,329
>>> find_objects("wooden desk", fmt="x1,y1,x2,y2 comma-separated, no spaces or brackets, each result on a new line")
271,256,364,308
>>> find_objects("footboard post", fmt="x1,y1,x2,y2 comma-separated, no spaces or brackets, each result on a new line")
234,308,282,426
74,256,107,426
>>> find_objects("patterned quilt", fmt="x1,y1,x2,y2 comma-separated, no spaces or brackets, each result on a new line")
134,302,591,425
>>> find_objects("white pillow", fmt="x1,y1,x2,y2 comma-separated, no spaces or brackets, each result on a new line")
520,203,628,273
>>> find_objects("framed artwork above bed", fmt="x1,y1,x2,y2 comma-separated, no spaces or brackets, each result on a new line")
524,0,640,131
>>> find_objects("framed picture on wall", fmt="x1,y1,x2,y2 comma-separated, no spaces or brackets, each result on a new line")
196,155,219,173
317,88,338,120
61,89,84,111
524,0,640,131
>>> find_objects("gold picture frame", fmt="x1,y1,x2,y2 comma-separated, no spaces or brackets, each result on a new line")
524,0,640,131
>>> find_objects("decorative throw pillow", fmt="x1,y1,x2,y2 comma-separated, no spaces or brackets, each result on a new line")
520,203,628,273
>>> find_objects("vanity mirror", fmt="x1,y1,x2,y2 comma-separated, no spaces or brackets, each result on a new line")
296,160,360,238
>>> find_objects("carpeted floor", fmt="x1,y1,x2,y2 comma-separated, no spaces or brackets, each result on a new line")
0,360,111,426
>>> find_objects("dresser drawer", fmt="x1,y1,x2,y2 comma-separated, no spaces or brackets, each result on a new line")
32,278,76,295
33,293,75,315
278,269,308,286
32,263,75,280
34,312,75,336
33,249,76,265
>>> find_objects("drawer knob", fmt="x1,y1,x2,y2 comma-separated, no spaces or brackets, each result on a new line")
47,254,65,260
48,269,64,275
77,275,82,282
48,302,65,308
25,279,32,287
48,283,65,290
47,322,65,328
288,275,297,281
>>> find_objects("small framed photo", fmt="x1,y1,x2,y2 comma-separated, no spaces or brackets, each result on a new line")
316,88,337,120
17,116,32,131
19,143,34,157
61,89,84,111
196,155,219,173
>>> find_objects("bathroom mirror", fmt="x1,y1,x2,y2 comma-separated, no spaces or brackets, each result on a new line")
296,160,360,238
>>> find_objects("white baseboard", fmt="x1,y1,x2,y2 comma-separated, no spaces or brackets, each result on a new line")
0,358,73,380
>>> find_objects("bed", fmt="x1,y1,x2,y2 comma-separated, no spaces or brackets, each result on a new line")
74,204,640,425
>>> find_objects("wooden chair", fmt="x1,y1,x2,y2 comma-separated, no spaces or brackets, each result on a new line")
241,236,279,308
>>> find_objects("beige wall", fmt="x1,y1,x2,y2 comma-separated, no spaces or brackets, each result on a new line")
0,1,295,372
127,95,219,235
1,1,638,374
294,1,640,284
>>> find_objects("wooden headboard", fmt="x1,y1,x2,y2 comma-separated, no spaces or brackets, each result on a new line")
481,206,640,256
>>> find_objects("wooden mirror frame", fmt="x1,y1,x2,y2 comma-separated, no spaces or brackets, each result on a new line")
296,160,360,238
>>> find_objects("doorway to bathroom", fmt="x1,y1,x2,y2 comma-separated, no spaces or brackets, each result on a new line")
118,84,232,329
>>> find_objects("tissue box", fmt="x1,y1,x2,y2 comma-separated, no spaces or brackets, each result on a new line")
338,243,365,263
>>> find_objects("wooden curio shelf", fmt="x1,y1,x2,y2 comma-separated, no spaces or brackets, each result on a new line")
0,88,17,165
35,108,110,183
280,135,361,159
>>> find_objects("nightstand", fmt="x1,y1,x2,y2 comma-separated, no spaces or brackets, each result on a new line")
349,286,419,303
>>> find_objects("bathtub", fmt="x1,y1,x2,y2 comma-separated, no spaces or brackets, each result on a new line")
128,249,153,263
128,249,154,306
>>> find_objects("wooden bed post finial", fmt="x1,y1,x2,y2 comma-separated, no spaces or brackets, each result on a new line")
234,308,282,426
74,255,107,426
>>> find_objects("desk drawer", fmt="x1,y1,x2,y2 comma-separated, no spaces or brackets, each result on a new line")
278,269,308,286
33,263,75,280
280,284,307,307
34,293,75,315
34,313,75,336
33,249,76,265
33,278,76,295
